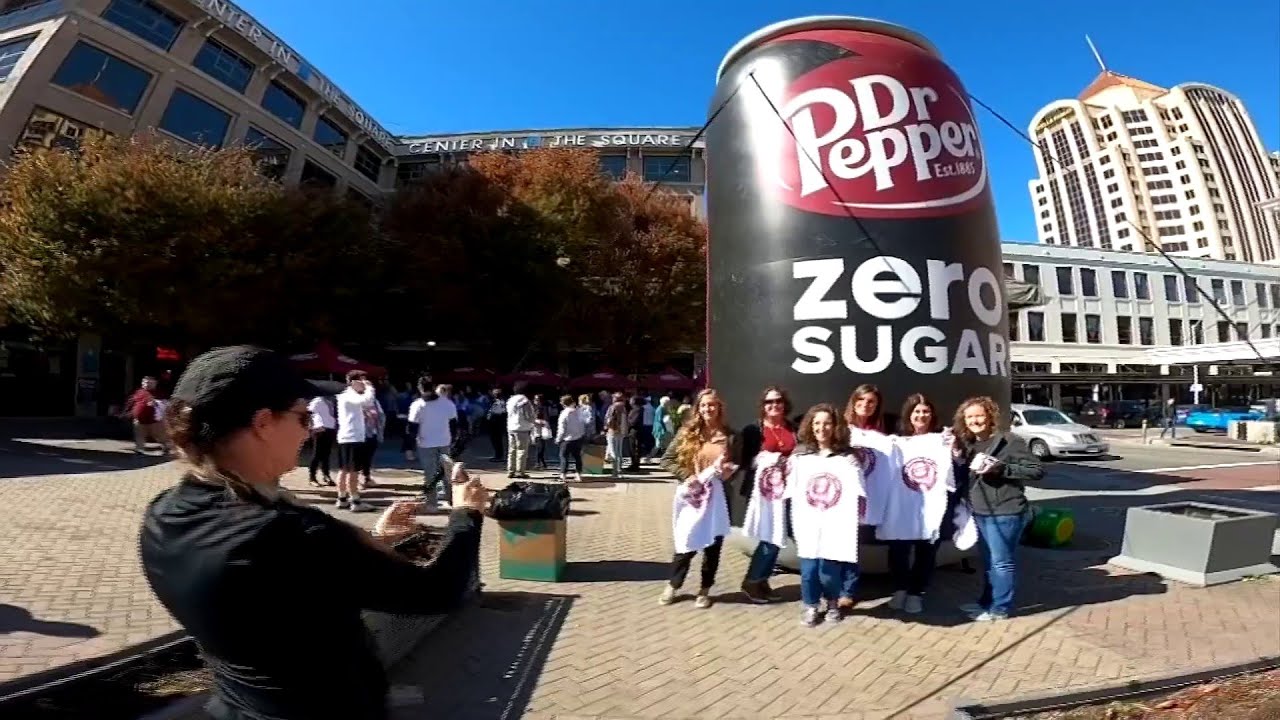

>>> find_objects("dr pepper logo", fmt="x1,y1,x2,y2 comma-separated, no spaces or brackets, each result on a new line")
771,35,988,218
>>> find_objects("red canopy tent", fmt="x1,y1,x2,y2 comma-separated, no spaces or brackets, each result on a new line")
566,369,632,390
498,368,564,387
289,342,386,377
440,367,497,385
638,367,696,392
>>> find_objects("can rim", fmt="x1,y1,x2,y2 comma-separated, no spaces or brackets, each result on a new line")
716,16,942,83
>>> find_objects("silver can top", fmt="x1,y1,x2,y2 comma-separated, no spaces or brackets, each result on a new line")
716,15,942,83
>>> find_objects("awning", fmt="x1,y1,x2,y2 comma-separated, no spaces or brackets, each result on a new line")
1007,278,1044,309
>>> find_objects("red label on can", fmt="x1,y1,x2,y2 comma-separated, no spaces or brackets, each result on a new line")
767,31,988,218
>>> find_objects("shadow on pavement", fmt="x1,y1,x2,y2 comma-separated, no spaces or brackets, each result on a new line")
0,604,100,639
389,591,576,720
563,560,669,582
0,438,170,479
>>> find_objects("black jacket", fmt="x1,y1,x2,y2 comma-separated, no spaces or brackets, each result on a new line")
957,432,1043,516
139,476,482,720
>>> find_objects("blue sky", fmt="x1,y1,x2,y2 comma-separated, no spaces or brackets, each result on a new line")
240,0,1278,243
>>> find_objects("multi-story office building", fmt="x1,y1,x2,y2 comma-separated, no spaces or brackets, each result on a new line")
1027,70,1280,264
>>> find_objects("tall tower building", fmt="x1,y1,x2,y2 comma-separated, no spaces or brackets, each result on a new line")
1027,42,1280,264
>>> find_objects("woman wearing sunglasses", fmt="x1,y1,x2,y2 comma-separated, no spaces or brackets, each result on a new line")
738,386,797,603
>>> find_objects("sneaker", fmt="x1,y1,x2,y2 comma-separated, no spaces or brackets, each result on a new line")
740,581,770,605
335,496,350,509
573,473,583,483
349,500,373,513
363,476,376,487
825,607,843,624
308,477,322,487
694,593,712,609
972,611,1009,623
887,590,908,611
761,580,783,602
904,595,924,615
960,603,988,618
658,586,677,606
322,476,335,486
801,606,821,627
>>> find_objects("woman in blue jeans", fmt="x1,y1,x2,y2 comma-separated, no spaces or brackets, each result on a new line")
952,396,1044,622
737,386,798,603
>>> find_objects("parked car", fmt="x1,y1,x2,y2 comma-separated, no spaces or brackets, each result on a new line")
1074,400,1158,429
1184,407,1263,433
1175,404,1211,425
1010,403,1110,459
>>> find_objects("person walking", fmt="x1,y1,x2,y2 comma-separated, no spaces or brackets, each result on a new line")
953,396,1044,622
555,394,586,482
603,392,627,479
505,381,536,478
306,392,337,487
1158,398,1178,439
139,345,488,720
626,396,645,472
405,378,457,509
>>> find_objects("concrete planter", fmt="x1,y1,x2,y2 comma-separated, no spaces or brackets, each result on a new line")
1109,502,1280,586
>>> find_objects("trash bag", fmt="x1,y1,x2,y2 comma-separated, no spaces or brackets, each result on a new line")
488,481,572,520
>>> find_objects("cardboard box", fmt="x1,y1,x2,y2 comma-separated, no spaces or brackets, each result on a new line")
498,519,567,582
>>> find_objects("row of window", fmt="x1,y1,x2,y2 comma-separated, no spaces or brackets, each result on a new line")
92,0,382,180
396,154,693,187
44,38,383,183
1010,311,1277,345
1004,261,1280,309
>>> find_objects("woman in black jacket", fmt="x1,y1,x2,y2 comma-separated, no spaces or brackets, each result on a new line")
139,346,488,720
951,395,1044,622
736,386,798,604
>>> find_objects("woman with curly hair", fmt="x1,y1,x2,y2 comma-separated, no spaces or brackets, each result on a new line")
738,386,798,603
952,395,1044,622
658,389,739,609
787,403,865,627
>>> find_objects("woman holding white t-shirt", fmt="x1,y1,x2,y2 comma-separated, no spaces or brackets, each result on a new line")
787,404,866,627
842,383,900,610
658,389,739,609
880,394,956,615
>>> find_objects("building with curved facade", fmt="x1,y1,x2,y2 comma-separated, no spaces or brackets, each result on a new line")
1027,70,1280,264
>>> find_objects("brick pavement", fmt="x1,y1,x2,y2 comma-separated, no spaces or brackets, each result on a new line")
2,437,1279,720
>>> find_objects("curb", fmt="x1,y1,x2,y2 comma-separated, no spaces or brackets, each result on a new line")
1104,436,1280,455
950,655,1280,719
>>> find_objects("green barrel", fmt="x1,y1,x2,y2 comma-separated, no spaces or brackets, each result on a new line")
1025,508,1075,548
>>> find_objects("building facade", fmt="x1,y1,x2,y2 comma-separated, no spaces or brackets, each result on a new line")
1028,70,1280,264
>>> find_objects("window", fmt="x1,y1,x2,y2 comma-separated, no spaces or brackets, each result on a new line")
353,144,381,182
1008,313,1020,342
1027,312,1045,342
1139,317,1154,345
1002,262,1015,278
642,155,691,183
1271,285,1280,309
159,88,230,147
1084,314,1101,343
1184,276,1200,304
1189,320,1204,344
262,80,305,129
102,0,183,50
17,106,111,152
193,38,254,93
1162,275,1181,302
1080,268,1098,297
1168,319,1184,346
1134,272,1151,300
599,155,627,179
1110,270,1128,299
1211,279,1226,304
1055,266,1074,295
1060,312,1078,343
1234,322,1248,340
300,159,336,189
1022,264,1041,286
313,115,347,157
1217,320,1230,342
1262,325,1273,340
1258,283,1270,309
52,42,152,114
1117,316,1132,344
244,127,289,181
0,35,34,82
1228,280,1244,306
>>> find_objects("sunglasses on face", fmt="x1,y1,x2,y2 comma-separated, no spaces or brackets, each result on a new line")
762,398,785,406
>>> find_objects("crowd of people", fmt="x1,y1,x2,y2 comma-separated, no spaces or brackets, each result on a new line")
659,384,1045,626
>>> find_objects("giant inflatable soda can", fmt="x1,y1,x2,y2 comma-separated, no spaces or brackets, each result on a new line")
706,16,1010,429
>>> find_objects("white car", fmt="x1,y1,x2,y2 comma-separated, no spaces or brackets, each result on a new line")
1009,403,1110,459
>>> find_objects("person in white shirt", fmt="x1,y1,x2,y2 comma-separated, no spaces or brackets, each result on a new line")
505,381,536,478
843,383,900,611
787,403,866,627
882,394,956,615
406,379,458,508
334,370,377,512
306,394,337,486
555,394,587,482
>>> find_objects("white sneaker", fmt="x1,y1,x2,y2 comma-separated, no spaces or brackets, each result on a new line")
659,586,676,606
887,590,908,611
335,496,349,509
801,606,821,627
573,473,583,482
972,611,1009,623
960,603,987,618
904,595,924,615
349,500,373,513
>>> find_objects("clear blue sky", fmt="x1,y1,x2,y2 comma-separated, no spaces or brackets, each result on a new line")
240,0,1278,243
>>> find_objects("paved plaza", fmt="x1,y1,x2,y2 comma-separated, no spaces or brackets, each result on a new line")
0,428,1278,718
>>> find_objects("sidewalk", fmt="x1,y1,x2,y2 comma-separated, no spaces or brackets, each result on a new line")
1100,428,1280,455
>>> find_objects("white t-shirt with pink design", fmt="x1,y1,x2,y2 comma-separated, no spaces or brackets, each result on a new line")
743,450,788,548
849,428,901,527
671,463,731,554
785,451,866,564
876,432,956,542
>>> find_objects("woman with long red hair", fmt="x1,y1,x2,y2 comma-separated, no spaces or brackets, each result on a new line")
841,383,901,611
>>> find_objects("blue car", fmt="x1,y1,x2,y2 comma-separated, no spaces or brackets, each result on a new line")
1184,407,1263,433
